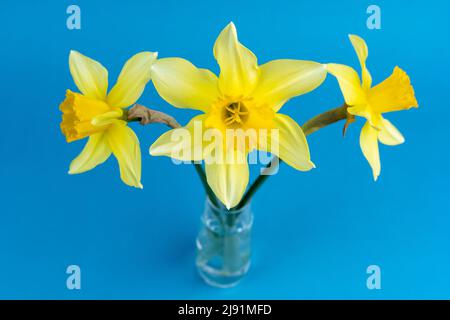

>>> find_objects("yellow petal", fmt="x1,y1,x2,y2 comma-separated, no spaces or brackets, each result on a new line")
151,58,219,112
150,115,206,161
252,60,327,111
69,50,108,100
91,109,124,127
107,52,158,108
325,63,366,106
378,118,405,146
213,22,259,97
348,34,372,90
106,124,142,188
347,107,383,129
259,114,314,171
368,66,418,113
69,132,111,174
360,121,380,181
205,149,249,209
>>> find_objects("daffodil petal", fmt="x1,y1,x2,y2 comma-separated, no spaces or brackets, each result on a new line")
259,114,314,171
151,58,219,112
348,107,383,129
378,119,405,146
91,109,124,127
360,121,380,181
69,50,108,100
252,60,327,111
213,22,259,97
205,150,249,209
326,63,366,106
69,132,111,174
150,115,206,161
106,124,142,188
107,52,158,108
349,34,372,89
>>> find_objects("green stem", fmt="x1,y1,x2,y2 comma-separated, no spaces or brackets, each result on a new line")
302,103,349,136
193,162,220,207
236,104,348,209
234,159,281,210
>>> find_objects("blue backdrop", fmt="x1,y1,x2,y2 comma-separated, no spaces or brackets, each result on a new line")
0,0,449,299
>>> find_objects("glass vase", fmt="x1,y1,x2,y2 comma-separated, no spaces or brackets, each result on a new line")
195,198,253,288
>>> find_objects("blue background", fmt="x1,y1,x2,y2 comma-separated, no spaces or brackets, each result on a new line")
0,0,449,299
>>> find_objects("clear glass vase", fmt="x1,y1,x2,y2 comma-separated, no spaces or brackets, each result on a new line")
195,198,253,288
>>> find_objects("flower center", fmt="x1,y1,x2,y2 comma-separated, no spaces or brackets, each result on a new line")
223,102,249,127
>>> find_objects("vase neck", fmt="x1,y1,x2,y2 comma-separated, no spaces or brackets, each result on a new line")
203,198,253,235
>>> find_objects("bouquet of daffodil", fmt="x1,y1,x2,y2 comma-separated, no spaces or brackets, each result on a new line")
59,23,417,287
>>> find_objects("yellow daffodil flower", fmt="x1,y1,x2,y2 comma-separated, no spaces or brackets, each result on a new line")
326,35,418,180
60,50,158,188
150,22,327,208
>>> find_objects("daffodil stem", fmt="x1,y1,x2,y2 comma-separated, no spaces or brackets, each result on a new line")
193,162,220,207
234,160,279,210
235,104,348,210
125,104,180,128
302,103,349,136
